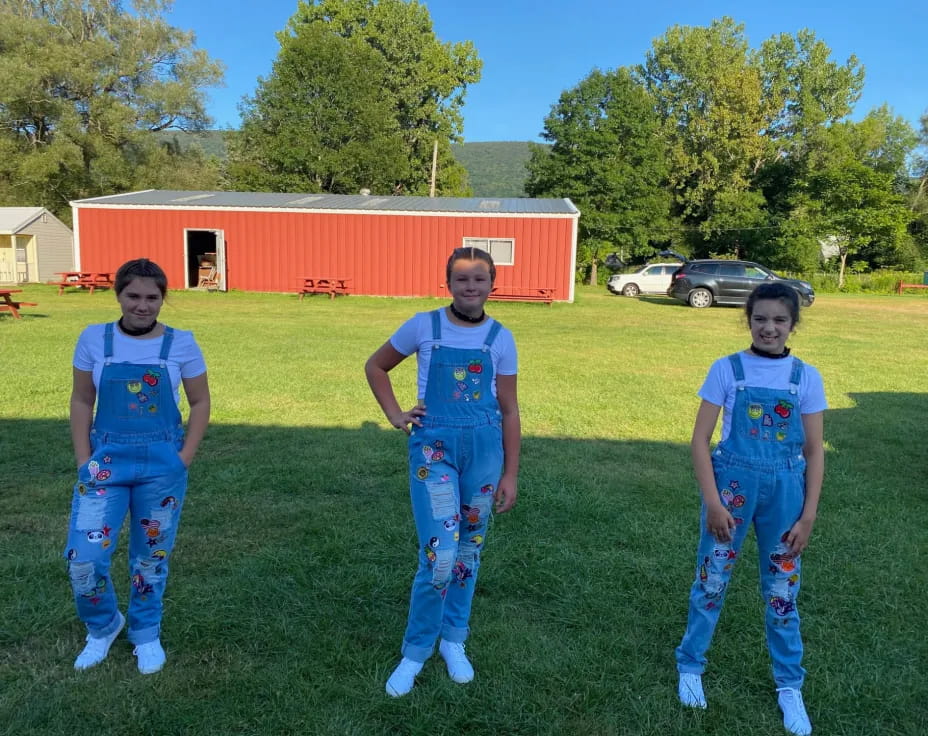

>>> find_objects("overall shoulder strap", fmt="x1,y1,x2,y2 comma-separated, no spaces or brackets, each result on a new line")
430,310,442,341
159,327,175,361
104,322,115,360
484,320,503,350
788,357,804,395
727,353,746,382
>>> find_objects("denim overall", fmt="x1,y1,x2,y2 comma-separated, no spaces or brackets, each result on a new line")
401,310,505,662
65,322,188,645
676,353,808,689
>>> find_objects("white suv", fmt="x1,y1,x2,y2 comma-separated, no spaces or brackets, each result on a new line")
607,263,681,297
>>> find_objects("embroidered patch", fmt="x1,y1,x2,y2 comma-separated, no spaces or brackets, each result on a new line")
774,400,793,418
127,381,142,393
747,403,763,419
416,466,429,480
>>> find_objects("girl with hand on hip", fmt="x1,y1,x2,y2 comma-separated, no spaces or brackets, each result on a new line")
675,282,826,736
66,258,210,675
365,247,521,697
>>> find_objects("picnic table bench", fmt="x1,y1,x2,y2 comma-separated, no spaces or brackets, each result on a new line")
298,277,353,300
488,286,555,304
0,289,38,319
896,281,928,294
56,271,115,295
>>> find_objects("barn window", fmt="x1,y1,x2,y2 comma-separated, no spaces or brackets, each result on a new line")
462,237,514,265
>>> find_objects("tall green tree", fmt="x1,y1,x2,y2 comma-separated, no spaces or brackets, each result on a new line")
525,68,671,284
640,17,768,233
231,0,481,197
807,159,913,284
0,0,224,220
227,24,410,194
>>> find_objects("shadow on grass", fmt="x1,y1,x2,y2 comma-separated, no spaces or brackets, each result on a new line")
0,396,925,735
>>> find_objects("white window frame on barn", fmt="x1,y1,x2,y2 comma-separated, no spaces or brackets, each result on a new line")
462,237,515,265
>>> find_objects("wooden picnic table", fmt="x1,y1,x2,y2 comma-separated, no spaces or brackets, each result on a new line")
897,281,928,294
56,271,115,295
0,289,38,319
298,277,353,300
488,286,555,305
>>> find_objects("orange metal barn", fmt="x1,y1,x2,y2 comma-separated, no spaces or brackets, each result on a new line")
70,190,580,301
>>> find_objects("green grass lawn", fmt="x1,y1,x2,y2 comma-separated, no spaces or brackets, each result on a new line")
1,285,926,735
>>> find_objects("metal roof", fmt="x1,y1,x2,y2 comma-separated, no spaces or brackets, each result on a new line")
71,190,579,216
0,207,47,233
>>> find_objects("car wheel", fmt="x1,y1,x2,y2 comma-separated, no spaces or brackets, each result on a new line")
622,283,640,297
688,288,713,308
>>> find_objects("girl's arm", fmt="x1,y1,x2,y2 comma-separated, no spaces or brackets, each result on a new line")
365,341,425,435
691,399,734,542
494,373,520,514
70,368,97,466
787,410,824,555
180,372,210,467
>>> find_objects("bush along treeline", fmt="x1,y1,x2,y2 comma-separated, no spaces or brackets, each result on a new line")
528,18,928,288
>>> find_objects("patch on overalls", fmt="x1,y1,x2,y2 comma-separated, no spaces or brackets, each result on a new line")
453,367,466,381
774,400,793,418
480,484,494,495
88,460,100,478
416,466,429,480
431,449,444,462
425,481,456,519
75,496,106,530
127,381,142,393
152,549,167,560
95,469,111,481
776,431,787,441
468,359,483,374
762,414,773,427
143,370,160,386
453,560,473,587
86,530,105,543
443,519,457,531
769,595,795,616
747,403,763,419
461,504,480,525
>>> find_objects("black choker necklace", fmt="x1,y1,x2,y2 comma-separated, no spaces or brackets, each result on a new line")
118,317,158,337
449,302,485,324
749,344,791,359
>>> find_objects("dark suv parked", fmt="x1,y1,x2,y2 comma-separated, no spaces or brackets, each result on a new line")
668,260,815,309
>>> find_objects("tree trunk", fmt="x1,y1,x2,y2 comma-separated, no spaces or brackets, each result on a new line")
838,250,848,289
588,260,598,286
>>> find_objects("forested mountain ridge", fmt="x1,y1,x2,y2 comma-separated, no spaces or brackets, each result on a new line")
155,132,537,198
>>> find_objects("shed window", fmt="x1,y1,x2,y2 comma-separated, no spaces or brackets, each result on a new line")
462,237,514,266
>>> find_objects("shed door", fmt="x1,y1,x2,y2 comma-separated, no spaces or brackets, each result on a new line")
185,229,227,291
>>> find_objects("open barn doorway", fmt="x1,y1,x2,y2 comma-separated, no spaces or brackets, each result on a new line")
184,229,226,290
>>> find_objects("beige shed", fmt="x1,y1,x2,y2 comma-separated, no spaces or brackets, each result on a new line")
0,207,74,284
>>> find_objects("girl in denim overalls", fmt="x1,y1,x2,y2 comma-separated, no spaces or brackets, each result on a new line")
366,247,521,697
675,283,826,736
66,259,210,675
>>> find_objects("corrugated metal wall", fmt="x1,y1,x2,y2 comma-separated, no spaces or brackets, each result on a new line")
75,208,576,300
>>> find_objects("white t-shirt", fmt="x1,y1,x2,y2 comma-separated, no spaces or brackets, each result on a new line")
390,309,518,400
73,323,207,405
699,352,827,441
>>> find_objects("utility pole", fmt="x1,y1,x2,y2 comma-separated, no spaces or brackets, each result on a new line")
429,139,438,197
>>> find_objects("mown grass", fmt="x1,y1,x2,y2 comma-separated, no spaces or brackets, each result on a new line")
1,285,926,736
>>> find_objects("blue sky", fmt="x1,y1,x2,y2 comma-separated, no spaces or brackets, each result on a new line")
166,0,927,142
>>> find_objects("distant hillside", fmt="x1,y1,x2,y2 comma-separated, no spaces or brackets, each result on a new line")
155,130,228,159
451,141,538,198
154,132,539,198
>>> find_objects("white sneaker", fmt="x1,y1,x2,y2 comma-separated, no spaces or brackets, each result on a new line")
438,639,474,684
678,672,707,708
777,687,812,735
385,657,423,697
133,640,166,675
74,611,125,670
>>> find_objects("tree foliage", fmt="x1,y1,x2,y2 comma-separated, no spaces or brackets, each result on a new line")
0,0,223,220
526,68,671,283
228,0,481,196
